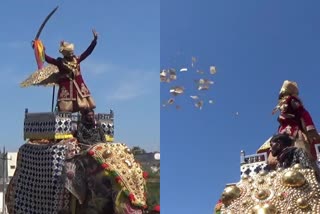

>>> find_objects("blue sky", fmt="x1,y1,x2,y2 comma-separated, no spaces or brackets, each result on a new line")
0,1,159,152
161,0,320,213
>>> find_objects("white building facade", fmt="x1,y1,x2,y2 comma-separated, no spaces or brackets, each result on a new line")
0,152,18,214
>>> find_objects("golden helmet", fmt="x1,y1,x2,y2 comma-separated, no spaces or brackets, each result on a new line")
279,80,299,97
59,41,74,56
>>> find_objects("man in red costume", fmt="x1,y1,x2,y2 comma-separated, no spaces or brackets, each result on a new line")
42,29,98,112
271,80,320,160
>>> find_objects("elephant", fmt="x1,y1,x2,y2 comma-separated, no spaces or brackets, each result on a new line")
6,139,153,214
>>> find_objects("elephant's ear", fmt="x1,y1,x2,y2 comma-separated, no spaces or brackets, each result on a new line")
69,155,91,204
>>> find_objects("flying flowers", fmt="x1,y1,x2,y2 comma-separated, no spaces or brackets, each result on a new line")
161,56,217,110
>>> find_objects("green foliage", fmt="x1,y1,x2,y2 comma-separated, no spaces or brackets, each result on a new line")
146,181,160,210
132,148,160,211
131,146,146,155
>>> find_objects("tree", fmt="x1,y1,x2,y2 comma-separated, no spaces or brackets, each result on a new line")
131,146,146,155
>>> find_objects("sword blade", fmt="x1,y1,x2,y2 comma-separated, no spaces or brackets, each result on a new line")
35,6,59,40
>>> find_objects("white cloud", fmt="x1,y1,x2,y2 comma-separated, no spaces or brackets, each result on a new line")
80,59,158,101
0,41,30,49
0,66,24,85
108,81,146,100
81,60,115,75
107,69,157,101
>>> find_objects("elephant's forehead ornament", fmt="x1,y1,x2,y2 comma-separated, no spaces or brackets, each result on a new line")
88,143,147,207
219,166,320,213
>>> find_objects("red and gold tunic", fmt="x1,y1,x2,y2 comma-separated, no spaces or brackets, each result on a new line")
277,95,318,159
45,39,97,112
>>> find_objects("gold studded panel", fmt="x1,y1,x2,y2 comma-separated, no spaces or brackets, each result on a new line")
220,165,320,213
88,143,147,208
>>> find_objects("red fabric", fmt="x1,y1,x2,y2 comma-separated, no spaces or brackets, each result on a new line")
57,75,91,100
278,96,315,136
277,95,318,159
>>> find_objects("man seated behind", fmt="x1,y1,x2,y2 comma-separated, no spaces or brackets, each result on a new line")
76,109,107,148
269,133,320,180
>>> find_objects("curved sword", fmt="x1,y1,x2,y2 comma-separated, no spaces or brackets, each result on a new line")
35,6,59,40
33,6,59,112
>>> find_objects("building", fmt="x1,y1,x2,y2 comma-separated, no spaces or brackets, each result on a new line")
0,151,18,214
0,152,18,183
7,153,17,180
135,152,160,175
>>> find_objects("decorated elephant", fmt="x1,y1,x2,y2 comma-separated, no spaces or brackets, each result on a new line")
6,139,155,214
215,164,320,214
